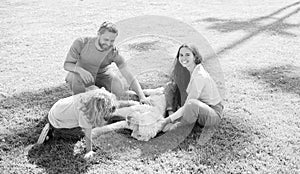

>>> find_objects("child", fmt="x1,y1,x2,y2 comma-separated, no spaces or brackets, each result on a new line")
37,87,117,158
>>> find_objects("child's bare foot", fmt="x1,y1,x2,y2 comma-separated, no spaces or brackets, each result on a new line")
84,151,96,159
37,123,50,144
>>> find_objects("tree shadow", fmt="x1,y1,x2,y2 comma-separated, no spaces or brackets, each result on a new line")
27,139,90,174
197,1,300,55
0,83,72,151
246,64,300,95
194,117,256,167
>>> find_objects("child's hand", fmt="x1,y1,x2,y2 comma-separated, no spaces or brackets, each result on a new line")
84,150,96,159
140,97,152,105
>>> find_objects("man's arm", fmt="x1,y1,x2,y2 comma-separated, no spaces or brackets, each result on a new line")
118,64,149,103
63,38,94,84
112,49,151,104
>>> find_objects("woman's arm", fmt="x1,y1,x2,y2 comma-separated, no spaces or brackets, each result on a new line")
168,107,184,122
158,106,184,131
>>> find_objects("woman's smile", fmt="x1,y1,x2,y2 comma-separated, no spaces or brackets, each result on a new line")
179,47,196,71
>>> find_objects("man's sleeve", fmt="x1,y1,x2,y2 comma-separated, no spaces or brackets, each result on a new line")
111,47,126,69
65,38,85,64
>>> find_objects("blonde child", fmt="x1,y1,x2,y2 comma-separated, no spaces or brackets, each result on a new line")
37,87,116,158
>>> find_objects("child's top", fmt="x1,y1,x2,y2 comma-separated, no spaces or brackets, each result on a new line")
48,95,92,129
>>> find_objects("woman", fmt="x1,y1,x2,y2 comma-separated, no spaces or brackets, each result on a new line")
161,44,223,131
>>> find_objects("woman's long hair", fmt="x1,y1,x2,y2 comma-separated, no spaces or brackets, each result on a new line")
169,44,203,106
78,88,116,127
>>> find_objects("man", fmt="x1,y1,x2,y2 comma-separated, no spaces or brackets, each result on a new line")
64,21,150,104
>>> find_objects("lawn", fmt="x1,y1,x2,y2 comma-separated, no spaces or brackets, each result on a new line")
0,0,299,173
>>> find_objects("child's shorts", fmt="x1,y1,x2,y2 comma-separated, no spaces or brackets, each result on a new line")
44,116,85,141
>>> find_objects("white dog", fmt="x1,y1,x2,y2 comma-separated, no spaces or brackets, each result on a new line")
92,87,168,141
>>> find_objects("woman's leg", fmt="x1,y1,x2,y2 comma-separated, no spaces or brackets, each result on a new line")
181,99,221,127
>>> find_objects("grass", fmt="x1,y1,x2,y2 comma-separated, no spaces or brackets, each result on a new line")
1,0,300,173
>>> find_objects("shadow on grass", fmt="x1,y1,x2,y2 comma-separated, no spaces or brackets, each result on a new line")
247,64,300,95
185,116,256,167
90,115,253,163
197,1,300,55
27,139,90,174
0,83,72,151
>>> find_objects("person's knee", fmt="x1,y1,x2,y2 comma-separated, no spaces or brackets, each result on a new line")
66,73,88,94
110,77,125,97
185,99,201,110
182,99,200,123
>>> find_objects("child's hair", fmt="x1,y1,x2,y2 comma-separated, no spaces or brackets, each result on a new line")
78,88,117,127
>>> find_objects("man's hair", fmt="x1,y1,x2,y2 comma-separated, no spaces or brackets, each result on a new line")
97,21,118,35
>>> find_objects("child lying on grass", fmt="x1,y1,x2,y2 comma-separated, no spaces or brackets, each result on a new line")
37,87,117,158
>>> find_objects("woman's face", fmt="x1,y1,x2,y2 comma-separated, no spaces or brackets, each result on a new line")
178,47,196,70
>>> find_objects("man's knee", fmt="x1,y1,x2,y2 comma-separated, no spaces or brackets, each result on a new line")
110,76,125,97
65,72,86,94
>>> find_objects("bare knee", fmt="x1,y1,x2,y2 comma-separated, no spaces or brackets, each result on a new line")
110,77,125,97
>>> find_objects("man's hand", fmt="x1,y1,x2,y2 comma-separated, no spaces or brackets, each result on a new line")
76,67,94,85
84,150,96,159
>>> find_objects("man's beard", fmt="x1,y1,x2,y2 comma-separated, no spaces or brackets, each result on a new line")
99,41,111,51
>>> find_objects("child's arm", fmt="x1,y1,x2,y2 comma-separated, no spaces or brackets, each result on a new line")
83,128,95,158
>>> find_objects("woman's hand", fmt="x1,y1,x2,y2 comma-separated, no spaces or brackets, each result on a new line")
157,117,172,132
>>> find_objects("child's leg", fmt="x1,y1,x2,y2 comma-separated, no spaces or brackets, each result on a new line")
53,127,85,141
37,115,54,144
37,115,84,143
